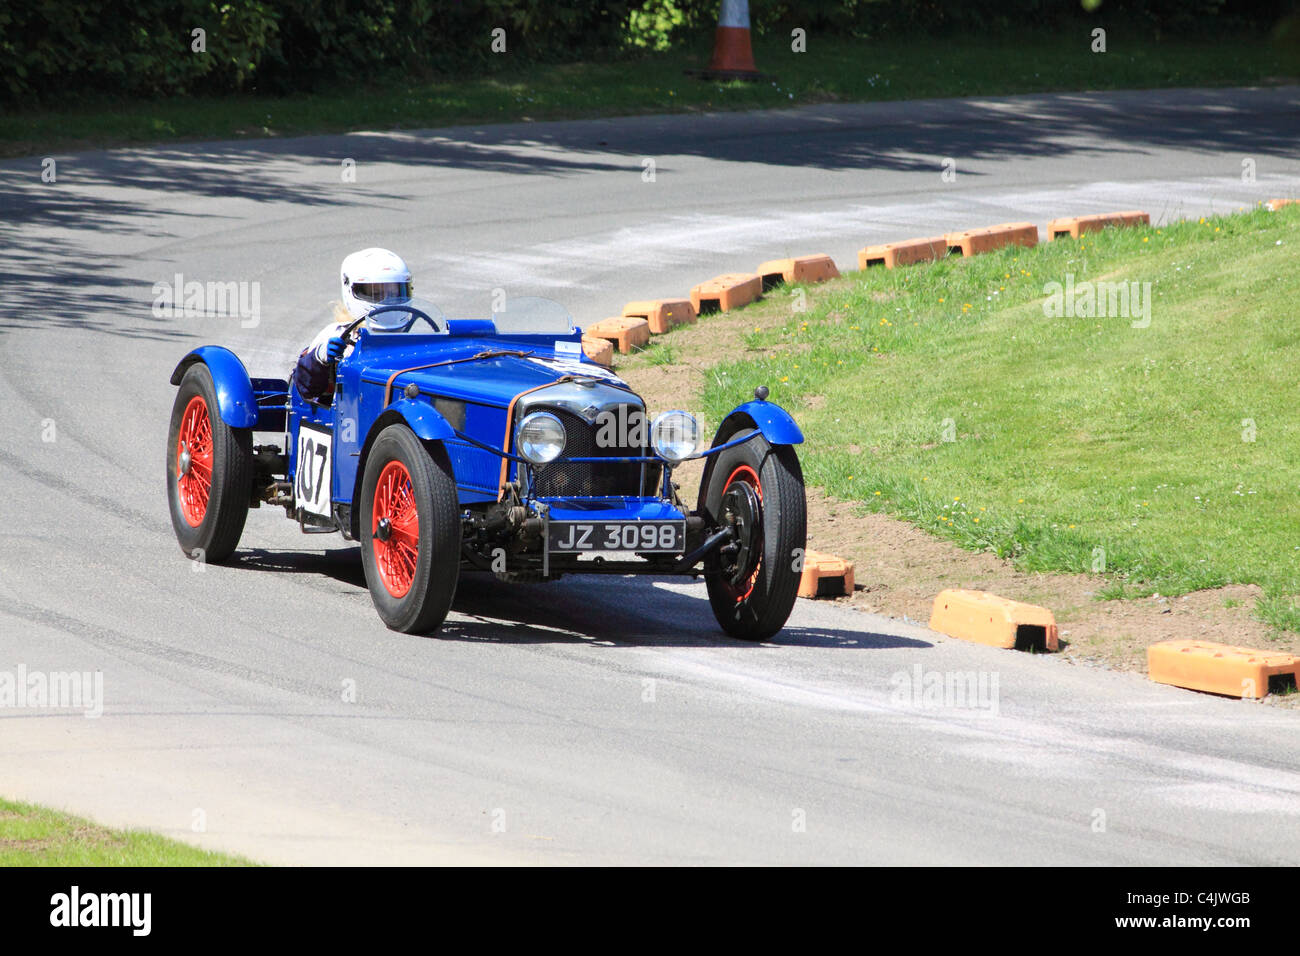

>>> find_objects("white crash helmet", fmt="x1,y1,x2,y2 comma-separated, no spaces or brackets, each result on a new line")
340,248,413,330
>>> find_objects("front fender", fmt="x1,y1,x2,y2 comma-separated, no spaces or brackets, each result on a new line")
695,400,803,523
716,400,804,446
350,400,458,538
169,346,258,428
378,398,457,443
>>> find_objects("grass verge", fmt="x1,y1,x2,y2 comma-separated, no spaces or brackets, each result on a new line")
686,205,1300,634
3,30,1293,158
0,797,254,866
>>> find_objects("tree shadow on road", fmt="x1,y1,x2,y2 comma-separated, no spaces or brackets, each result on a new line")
5,87,1295,342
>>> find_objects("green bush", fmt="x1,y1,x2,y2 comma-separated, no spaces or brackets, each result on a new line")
2,0,1292,103
0,1,282,100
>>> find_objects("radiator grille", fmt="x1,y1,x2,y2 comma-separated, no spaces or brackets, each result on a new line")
530,405,660,497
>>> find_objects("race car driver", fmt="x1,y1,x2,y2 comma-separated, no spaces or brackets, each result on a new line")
293,247,414,404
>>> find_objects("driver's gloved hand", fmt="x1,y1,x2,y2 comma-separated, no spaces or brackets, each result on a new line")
326,336,346,362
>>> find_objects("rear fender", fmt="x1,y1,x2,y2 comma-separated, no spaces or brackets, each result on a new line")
170,347,258,428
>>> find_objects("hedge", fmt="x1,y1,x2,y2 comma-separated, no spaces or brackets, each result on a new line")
2,0,1291,102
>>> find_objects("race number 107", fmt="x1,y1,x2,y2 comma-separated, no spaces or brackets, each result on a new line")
296,424,333,517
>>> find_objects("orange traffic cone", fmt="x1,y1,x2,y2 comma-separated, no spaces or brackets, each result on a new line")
700,0,762,80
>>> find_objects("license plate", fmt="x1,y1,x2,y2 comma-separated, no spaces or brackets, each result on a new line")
547,520,685,554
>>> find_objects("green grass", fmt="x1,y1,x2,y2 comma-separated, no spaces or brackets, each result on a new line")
0,797,254,865
644,342,679,366
3,30,1293,157
698,205,1300,631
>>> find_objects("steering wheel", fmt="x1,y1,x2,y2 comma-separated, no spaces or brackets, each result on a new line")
341,304,443,343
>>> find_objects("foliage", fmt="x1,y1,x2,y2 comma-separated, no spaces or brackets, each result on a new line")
4,1,1293,102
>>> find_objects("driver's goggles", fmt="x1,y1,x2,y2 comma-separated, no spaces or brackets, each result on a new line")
353,281,412,303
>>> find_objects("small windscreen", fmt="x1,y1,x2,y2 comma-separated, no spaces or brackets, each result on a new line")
491,296,576,335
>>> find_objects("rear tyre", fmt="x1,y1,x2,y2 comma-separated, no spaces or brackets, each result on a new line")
701,430,806,641
359,425,461,634
166,364,253,563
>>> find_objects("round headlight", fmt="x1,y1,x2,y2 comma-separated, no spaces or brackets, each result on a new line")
651,411,699,463
517,411,566,465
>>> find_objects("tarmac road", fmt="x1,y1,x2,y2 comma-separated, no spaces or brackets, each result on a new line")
2,87,1299,864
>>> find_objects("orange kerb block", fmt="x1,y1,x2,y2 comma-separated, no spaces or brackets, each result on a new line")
1147,640,1300,699
857,237,948,270
797,550,855,598
621,299,697,334
581,335,614,367
689,273,762,315
929,589,1059,652
583,316,650,355
945,222,1039,257
756,254,840,290
1047,210,1150,240
1266,198,1297,211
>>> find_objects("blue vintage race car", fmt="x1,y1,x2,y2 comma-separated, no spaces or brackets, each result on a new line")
166,297,807,639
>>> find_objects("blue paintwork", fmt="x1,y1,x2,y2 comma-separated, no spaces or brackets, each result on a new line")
722,399,804,445
250,377,289,432
285,387,335,489
385,398,456,442
543,498,686,522
445,319,498,337
170,346,258,428
171,313,801,532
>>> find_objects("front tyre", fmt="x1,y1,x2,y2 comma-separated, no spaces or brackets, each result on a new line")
701,430,806,641
166,364,253,563
359,425,461,634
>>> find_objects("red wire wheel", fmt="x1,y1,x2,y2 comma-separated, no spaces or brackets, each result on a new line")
166,363,254,564
175,395,214,527
359,425,461,634
372,460,420,598
719,463,763,602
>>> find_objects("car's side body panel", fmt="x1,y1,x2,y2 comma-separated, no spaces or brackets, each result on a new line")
343,327,624,507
